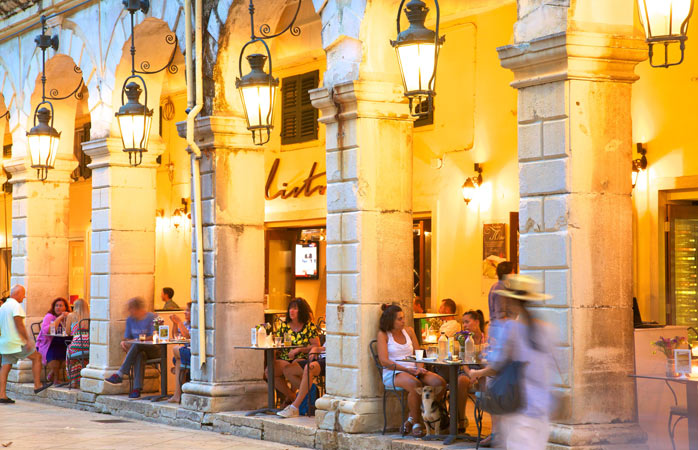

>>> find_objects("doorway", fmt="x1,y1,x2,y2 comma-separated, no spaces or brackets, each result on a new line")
265,227,326,319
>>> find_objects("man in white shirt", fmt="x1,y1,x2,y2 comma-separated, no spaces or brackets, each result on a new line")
438,298,461,337
0,285,49,403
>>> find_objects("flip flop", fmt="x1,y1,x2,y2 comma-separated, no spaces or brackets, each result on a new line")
34,381,52,394
0,398,15,404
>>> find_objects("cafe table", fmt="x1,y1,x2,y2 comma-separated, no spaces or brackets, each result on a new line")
398,357,484,445
235,344,301,416
630,373,698,450
413,313,455,345
45,333,73,388
124,338,190,401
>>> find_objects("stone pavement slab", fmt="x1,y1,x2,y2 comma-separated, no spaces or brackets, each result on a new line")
0,400,306,449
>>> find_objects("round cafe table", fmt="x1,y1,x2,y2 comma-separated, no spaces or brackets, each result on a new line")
124,338,190,401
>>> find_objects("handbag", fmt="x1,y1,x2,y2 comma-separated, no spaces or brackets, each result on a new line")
477,360,526,415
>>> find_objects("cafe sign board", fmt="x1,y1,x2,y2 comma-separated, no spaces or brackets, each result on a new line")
265,158,326,200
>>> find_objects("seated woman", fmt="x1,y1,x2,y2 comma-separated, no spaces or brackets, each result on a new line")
168,302,192,403
65,299,90,388
377,304,445,438
457,309,487,432
277,346,325,418
104,297,158,398
36,297,71,384
268,298,320,405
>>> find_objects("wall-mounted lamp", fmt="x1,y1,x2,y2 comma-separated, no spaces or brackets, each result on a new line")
462,163,483,205
171,197,190,229
632,144,648,189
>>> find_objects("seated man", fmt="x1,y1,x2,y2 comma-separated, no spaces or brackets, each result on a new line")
104,296,159,398
168,302,192,403
161,287,180,311
438,298,461,337
277,346,325,418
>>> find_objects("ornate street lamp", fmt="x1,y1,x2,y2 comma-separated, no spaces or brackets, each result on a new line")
236,53,278,146
462,163,482,205
116,0,153,166
237,0,303,145
637,0,694,68
27,20,61,181
632,144,648,189
391,0,445,117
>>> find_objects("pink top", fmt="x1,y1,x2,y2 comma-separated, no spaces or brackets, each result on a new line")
36,313,57,365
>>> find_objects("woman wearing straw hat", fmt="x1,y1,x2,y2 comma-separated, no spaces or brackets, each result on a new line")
466,274,556,450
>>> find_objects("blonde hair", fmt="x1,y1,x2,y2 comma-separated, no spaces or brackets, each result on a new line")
66,298,90,331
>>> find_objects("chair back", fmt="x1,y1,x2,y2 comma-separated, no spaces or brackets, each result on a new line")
369,339,384,375
77,318,90,335
30,322,41,343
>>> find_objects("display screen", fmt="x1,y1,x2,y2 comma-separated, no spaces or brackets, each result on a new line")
295,242,319,279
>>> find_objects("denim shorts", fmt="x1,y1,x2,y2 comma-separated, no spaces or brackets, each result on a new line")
382,370,406,390
1,346,34,366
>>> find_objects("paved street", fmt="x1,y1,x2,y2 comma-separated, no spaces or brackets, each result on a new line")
0,400,305,450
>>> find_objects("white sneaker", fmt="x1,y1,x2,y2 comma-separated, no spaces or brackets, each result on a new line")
277,404,299,418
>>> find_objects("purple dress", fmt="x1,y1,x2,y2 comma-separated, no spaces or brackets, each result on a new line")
36,313,64,365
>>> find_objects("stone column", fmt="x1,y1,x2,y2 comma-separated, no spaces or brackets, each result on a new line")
4,155,74,383
498,31,648,447
80,137,162,394
310,80,414,433
175,116,266,412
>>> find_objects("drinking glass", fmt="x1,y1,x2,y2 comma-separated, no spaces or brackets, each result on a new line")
414,349,424,361
274,336,282,347
283,333,292,347
138,333,146,342
426,346,437,359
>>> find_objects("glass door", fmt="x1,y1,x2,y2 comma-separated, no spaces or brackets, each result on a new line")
666,205,698,326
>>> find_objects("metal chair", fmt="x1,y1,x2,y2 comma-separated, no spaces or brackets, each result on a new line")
369,339,407,435
30,322,41,343
128,350,161,394
666,380,688,450
65,318,90,389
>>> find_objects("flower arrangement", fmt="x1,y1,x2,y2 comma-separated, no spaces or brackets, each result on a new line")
652,336,687,359
454,330,471,348
153,316,165,332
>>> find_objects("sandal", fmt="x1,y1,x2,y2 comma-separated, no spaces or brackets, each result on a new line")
402,417,415,435
411,422,425,438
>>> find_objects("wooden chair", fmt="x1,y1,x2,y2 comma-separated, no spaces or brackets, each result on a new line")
369,339,407,435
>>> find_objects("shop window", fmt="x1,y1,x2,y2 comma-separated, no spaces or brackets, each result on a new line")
413,219,432,312
281,70,319,145
666,204,698,326
71,123,91,181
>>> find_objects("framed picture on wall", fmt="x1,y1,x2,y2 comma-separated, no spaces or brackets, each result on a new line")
483,223,506,279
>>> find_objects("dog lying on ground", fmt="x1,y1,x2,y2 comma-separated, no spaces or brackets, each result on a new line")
417,385,449,435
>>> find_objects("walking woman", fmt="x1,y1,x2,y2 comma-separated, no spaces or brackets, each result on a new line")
466,275,555,450
377,304,445,437
65,299,90,388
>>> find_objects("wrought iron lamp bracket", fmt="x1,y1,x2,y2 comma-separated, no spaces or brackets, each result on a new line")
254,0,303,40
134,34,180,75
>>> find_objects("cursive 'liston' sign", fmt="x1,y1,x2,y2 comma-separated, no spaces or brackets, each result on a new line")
265,158,327,200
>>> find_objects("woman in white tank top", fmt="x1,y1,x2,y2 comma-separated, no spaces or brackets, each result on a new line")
377,304,446,437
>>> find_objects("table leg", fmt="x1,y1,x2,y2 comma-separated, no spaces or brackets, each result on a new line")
443,365,459,445
145,344,170,402
687,382,698,450
246,348,279,416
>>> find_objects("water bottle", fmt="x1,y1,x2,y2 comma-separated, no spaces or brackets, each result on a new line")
251,327,257,347
438,332,448,361
464,334,475,362
50,323,56,335
257,326,267,348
